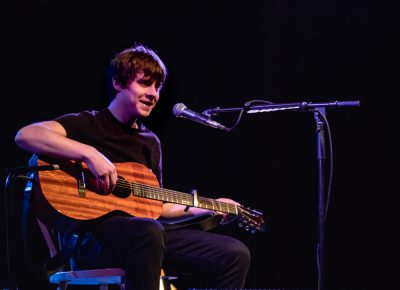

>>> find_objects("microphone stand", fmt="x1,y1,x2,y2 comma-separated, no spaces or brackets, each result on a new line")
3,164,59,290
314,107,327,290
204,100,360,290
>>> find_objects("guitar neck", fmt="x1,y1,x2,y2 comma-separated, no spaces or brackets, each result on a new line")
125,180,239,215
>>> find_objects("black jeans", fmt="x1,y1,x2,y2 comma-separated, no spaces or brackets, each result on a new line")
73,215,250,290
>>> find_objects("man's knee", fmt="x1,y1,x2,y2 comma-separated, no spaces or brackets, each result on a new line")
129,218,166,248
224,239,251,270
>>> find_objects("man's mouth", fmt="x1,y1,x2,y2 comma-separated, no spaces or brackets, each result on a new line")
140,100,153,107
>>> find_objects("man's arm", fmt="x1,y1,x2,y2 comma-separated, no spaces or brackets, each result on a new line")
16,121,95,161
161,198,240,218
15,121,117,193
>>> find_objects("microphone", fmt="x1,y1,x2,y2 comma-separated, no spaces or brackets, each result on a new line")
173,103,229,131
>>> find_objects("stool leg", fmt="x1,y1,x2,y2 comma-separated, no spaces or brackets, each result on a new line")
99,284,108,290
57,281,68,290
160,276,171,290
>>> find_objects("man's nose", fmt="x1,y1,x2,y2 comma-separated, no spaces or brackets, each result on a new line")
146,85,158,99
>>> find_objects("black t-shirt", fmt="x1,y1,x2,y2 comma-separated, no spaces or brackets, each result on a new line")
55,108,163,185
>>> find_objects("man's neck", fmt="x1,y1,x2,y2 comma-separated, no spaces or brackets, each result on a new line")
108,103,138,128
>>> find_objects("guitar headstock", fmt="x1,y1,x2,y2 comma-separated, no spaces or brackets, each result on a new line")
237,206,266,234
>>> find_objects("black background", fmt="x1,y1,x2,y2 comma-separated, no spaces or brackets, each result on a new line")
1,1,397,289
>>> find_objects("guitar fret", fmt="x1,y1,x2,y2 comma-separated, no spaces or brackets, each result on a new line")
221,203,228,212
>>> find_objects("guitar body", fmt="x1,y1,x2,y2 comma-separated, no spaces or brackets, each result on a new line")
33,157,163,232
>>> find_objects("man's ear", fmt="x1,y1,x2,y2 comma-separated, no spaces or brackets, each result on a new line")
112,78,122,91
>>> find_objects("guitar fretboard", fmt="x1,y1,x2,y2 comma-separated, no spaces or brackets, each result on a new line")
116,179,238,214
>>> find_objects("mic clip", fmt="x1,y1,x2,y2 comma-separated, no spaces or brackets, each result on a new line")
202,107,221,117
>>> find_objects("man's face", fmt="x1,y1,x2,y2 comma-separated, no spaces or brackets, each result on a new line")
116,72,160,118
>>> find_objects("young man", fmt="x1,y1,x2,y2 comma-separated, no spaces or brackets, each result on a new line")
15,44,251,289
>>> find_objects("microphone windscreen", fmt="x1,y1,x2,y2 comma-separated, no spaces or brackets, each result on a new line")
172,103,187,117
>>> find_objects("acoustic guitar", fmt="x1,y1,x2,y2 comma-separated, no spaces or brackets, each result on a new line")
30,155,266,234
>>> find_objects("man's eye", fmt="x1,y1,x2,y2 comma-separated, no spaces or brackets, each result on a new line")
138,80,152,86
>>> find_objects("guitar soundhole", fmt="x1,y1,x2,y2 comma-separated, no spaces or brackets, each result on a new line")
113,177,131,198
